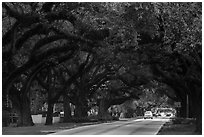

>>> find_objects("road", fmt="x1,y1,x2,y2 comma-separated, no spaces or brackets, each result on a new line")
51,118,169,135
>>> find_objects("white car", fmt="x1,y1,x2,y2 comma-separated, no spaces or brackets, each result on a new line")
144,111,153,119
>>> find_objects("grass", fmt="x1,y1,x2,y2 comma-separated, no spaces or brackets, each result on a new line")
157,118,200,135
2,121,110,135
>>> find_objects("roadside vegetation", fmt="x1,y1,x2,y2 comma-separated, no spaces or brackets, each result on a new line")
157,118,198,135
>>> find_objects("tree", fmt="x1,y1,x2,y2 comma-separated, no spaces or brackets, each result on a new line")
116,2,201,133
134,3,202,133
2,2,109,126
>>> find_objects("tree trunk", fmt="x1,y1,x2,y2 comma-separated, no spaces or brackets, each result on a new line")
191,88,202,134
74,104,88,118
45,101,54,125
98,99,112,121
188,94,197,118
74,105,83,118
180,96,187,118
195,104,202,134
8,70,37,127
188,84,202,134
17,96,34,126
191,94,202,134
45,68,54,125
188,96,193,118
73,95,88,119
63,94,72,122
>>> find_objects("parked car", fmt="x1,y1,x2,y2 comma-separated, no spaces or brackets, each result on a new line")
144,111,153,119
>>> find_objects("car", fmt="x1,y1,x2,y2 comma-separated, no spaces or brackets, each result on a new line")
144,111,153,119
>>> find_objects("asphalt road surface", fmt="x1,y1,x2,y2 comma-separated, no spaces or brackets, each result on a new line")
51,118,169,135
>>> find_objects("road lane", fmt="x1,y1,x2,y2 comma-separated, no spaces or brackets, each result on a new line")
51,118,169,135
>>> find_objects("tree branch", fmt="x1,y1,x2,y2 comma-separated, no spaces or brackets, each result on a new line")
15,23,49,50
3,3,40,25
3,21,19,46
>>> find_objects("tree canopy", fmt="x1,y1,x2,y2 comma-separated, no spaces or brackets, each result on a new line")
2,2,202,133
